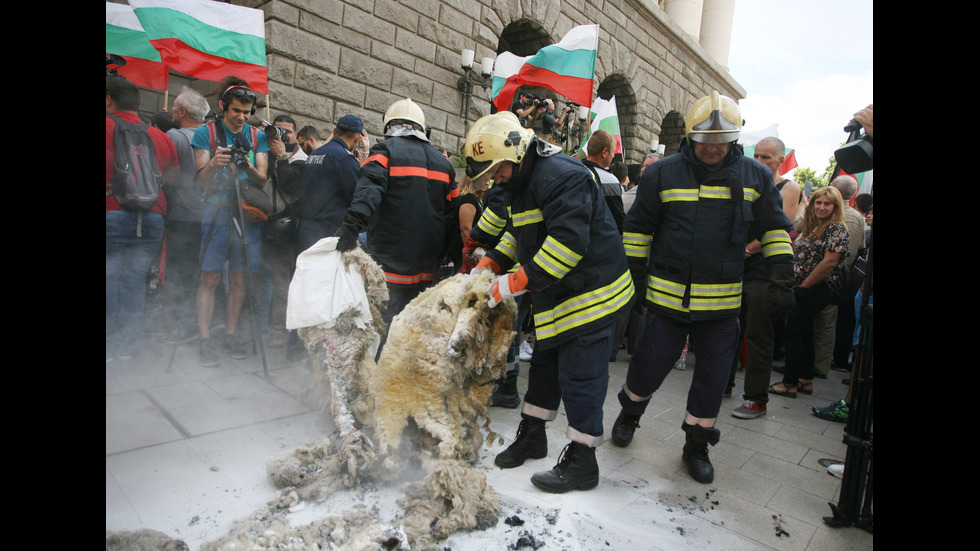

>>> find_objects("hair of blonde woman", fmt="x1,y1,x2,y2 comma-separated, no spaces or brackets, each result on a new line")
456,174,484,200
801,185,845,242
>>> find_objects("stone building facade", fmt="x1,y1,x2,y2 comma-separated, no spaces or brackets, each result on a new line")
141,0,743,164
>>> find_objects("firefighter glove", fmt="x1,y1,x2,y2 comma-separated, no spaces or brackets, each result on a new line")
488,267,528,308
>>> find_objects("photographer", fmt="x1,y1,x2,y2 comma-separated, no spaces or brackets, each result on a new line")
512,91,541,128
260,115,307,349
265,114,307,199
192,76,269,366
540,99,572,144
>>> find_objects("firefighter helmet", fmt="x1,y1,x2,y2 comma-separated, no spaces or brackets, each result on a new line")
685,91,741,144
464,112,534,180
383,98,425,132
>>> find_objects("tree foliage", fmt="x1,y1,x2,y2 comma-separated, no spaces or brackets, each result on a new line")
792,167,826,189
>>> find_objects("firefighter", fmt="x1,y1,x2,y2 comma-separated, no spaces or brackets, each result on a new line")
466,112,634,493
612,91,795,483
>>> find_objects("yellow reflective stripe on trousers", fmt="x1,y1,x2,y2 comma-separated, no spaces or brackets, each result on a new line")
512,208,543,227
535,271,633,342
532,236,583,279
623,232,652,258
495,231,517,262
761,229,793,257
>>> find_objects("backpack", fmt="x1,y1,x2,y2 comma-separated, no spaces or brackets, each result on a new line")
109,114,162,211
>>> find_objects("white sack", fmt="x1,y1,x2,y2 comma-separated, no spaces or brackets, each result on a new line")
286,237,372,330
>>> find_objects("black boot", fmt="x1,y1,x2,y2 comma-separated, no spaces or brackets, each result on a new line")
530,442,599,493
611,410,641,447
681,423,720,484
490,377,521,409
495,418,547,468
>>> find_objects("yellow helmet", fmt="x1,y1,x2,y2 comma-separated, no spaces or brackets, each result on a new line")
464,112,534,180
383,98,425,132
685,91,741,144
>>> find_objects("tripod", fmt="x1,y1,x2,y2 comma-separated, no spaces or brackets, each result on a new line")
198,176,269,377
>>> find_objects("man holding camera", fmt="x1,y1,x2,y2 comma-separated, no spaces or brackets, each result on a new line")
540,99,571,144
192,77,269,366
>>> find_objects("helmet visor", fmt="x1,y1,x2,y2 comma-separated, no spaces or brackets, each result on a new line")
465,157,498,180
689,130,739,144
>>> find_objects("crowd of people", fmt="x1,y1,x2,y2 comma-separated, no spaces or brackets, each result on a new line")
107,71,872,493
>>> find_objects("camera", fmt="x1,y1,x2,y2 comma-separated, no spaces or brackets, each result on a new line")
264,124,288,142
229,133,253,172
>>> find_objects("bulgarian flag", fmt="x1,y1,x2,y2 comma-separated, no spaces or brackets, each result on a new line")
577,95,623,157
491,24,598,112
106,2,169,90
130,0,268,94
743,143,798,176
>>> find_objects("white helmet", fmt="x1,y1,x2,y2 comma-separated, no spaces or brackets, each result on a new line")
383,98,425,132
464,112,534,180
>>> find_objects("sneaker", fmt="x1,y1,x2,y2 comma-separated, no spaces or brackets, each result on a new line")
519,341,533,361
812,399,848,422
222,335,248,360
673,354,687,370
732,400,767,419
199,339,219,367
827,463,844,478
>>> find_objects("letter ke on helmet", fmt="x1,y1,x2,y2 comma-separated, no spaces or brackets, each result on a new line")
384,98,426,132
686,91,742,144
464,112,534,180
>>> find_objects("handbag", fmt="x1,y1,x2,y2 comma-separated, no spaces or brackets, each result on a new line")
239,181,272,223
262,163,299,247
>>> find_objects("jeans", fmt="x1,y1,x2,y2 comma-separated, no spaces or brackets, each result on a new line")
106,210,164,357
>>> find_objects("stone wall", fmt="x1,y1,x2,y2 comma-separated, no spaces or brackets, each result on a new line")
165,0,744,163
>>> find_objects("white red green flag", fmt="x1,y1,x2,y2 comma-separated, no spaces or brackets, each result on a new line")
743,143,798,176
491,24,598,112
130,0,268,93
577,95,623,156
106,2,168,90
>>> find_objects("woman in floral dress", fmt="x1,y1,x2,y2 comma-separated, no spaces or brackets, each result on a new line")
770,186,849,397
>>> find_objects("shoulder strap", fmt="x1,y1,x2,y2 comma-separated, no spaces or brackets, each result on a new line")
206,120,217,151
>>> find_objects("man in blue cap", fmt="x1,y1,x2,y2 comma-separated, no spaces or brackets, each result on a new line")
297,114,369,252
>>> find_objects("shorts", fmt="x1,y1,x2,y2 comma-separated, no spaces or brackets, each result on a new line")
199,202,262,273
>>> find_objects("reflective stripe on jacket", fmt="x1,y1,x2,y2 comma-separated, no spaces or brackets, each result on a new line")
623,142,792,321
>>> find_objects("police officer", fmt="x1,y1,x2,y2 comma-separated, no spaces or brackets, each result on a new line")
611,92,795,483
466,112,634,493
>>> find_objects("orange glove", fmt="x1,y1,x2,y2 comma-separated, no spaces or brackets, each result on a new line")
488,267,528,308
473,256,501,274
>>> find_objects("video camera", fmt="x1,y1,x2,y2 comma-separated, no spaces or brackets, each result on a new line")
834,118,873,174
